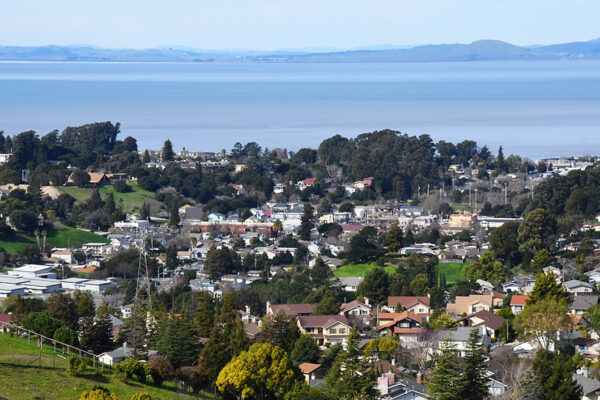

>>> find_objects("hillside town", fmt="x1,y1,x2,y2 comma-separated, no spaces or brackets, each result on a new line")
0,125,599,399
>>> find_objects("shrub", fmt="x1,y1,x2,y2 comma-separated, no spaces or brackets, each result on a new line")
114,359,150,383
113,181,131,193
148,354,174,387
129,393,153,400
66,355,86,376
79,387,118,400
53,326,79,346
176,366,206,393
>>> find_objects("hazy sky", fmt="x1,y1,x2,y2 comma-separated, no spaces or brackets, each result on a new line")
1,0,598,50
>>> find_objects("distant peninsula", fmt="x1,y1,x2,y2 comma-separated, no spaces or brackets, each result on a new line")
1,38,600,62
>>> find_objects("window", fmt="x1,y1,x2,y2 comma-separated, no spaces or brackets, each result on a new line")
330,328,337,334
339,328,346,334
400,322,409,328
418,308,424,313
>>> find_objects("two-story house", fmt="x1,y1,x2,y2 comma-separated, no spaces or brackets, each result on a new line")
297,315,351,346
376,311,422,347
386,296,431,321
509,295,529,315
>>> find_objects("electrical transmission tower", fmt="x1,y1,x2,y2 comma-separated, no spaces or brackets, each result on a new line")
130,229,153,359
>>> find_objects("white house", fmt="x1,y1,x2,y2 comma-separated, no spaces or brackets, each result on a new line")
565,280,594,295
437,326,491,357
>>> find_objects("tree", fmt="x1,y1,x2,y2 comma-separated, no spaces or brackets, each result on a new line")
530,249,555,273
259,313,300,353
216,343,297,400
199,325,230,387
314,290,340,315
45,292,78,330
142,150,151,163
54,326,79,346
427,340,461,400
517,208,557,256
496,146,507,173
161,139,175,161
362,337,400,362
356,266,389,305
166,244,178,270
79,310,114,354
519,350,582,400
71,168,90,187
140,201,151,220
155,316,199,369
513,298,571,350
298,203,314,241
310,258,333,287
528,272,570,305
204,246,241,280
324,328,377,400
9,209,39,234
21,311,62,338
73,290,95,319
490,220,521,267
409,273,429,296
383,223,403,251
462,250,508,287
346,226,383,264
194,291,214,337
290,334,320,364
168,203,180,228
458,328,489,400
428,310,458,331
584,303,600,337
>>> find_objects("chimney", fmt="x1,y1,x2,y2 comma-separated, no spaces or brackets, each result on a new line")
417,372,423,383
377,377,389,395
245,305,251,315
266,300,271,314
123,342,127,350
364,297,369,306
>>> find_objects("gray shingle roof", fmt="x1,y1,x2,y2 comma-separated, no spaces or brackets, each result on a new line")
571,295,598,311
573,374,600,395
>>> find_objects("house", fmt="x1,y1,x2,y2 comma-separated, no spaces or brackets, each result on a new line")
266,301,316,317
457,310,506,339
438,326,491,357
120,304,134,319
298,363,323,386
338,276,364,292
67,171,110,186
51,249,74,264
446,292,505,317
7,264,56,279
565,280,594,295
339,300,371,327
98,344,157,366
571,295,598,315
587,269,600,285
574,337,600,359
297,315,351,346
386,296,431,321
476,279,494,293
509,295,529,314
378,375,430,400
573,374,600,400
376,311,422,347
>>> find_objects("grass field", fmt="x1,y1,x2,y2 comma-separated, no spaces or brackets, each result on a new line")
0,226,109,254
0,333,205,400
333,263,396,277
436,262,468,285
58,181,160,214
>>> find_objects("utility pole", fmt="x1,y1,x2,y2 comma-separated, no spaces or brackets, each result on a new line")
427,184,430,197
504,183,508,205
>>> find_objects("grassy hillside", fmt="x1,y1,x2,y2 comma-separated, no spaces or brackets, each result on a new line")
58,181,160,214
0,333,204,400
333,263,396,277
437,262,468,285
0,226,109,254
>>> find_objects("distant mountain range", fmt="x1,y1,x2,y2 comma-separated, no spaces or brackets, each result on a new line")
1,39,600,62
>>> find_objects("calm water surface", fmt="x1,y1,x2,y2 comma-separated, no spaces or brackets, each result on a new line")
1,61,599,158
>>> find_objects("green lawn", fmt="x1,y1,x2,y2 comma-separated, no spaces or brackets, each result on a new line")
436,262,469,285
58,181,160,213
334,263,396,277
0,226,109,254
0,333,206,400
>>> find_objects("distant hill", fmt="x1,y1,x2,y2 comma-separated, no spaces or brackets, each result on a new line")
1,38,600,62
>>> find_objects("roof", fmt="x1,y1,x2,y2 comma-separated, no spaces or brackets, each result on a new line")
88,172,108,184
510,295,530,306
297,315,349,329
340,300,370,313
299,362,321,374
337,276,364,287
571,295,598,310
376,311,421,331
573,374,600,395
440,326,485,342
565,280,594,289
387,296,430,309
270,303,316,316
461,310,506,331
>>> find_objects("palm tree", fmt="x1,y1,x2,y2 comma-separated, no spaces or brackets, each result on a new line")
272,219,283,238
34,229,41,252
42,230,47,254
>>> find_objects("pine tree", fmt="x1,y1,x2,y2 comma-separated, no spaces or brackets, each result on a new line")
142,150,151,163
168,203,180,228
497,145,507,173
194,291,214,337
427,340,461,400
199,324,229,387
458,328,489,400
383,223,404,251
298,203,314,241
161,139,175,161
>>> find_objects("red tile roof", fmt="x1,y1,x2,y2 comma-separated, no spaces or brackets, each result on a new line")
299,363,321,374
510,295,529,306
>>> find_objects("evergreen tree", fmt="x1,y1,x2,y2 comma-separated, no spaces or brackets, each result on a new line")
427,340,461,400
199,324,230,387
168,203,180,228
458,328,489,400
298,203,314,241
260,313,300,353
290,334,320,363
310,258,333,287
521,350,582,400
383,223,404,251
528,272,570,305
194,291,214,337
161,139,175,162
166,244,178,270
104,192,116,216
496,145,507,173
404,229,415,245
314,290,340,315
88,188,104,211
156,315,199,369
140,201,151,220
142,149,151,163
356,266,390,305
79,309,114,354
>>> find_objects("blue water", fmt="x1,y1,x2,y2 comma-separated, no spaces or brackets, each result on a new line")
1,61,600,159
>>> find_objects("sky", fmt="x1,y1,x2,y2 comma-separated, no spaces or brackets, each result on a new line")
0,0,598,50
